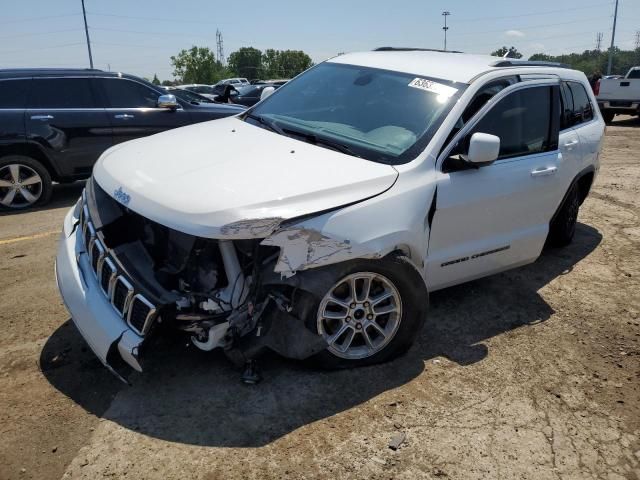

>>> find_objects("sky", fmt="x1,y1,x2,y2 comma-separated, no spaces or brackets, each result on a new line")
1,0,638,80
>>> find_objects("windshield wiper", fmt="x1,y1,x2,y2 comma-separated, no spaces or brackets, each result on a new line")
245,113,285,135
281,127,362,158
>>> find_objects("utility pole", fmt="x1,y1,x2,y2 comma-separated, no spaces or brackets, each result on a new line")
442,11,451,51
216,29,225,65
606,0,619,75
81,0,94,68
635,30,640,50
596,32,603,51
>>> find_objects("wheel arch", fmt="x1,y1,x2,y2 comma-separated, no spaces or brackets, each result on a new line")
0,143,61,181
551,165,596,223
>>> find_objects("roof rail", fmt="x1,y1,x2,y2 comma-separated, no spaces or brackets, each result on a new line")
490,59,571,69
374,47,464,54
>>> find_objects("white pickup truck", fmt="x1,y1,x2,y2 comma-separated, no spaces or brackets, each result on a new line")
596,66,640,123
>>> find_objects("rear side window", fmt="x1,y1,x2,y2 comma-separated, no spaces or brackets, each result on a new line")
470,86,553,160
567,82,593,124
29,78,96,108
0,79,31,109
559,82,574,129
100,78,160,108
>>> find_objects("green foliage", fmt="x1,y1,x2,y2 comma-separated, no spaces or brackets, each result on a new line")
152,74,161,85
529,48,640,76
491,46,523,59
170,46,228,84
227,47,313,80
227,47,263,79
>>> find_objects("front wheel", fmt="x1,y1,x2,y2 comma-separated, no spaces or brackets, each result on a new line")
0,156,52,210
299,256,428,369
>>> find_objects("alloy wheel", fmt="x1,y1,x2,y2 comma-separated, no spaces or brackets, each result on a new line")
317,272,403,360
0,164,43,209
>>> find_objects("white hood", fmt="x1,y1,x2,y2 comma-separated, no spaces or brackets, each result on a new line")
93,117,398,238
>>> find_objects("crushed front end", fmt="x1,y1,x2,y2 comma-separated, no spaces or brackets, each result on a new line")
55,178,328,381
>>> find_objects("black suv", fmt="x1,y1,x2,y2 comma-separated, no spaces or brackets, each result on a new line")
0,69,246,210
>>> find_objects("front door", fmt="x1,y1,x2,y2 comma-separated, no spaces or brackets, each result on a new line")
95,77,191,145
426,81,566,291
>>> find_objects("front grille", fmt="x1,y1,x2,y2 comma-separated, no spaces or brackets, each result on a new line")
128,295,156,335
79,185,158,336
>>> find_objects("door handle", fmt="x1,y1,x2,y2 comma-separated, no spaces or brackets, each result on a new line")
531,166,558,177
30,115,54,120
563,139,579,147
114,114,135,119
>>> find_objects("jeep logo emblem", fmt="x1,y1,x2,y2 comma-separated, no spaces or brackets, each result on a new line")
113,187,131,206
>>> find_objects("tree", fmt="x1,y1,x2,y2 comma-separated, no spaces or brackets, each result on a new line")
170,46,227,84
527,47,639,76
152,74,161,85
267,50,313,78
227,47,263,79
491,46,523,59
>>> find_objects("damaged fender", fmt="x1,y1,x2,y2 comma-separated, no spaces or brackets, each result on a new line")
261,228,379,276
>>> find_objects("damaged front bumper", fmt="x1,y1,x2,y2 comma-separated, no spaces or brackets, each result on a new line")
55,206,143,382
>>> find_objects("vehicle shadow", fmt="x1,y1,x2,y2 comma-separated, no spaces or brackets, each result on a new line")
40,222,602,447
0,181,84,216
610,115,640,128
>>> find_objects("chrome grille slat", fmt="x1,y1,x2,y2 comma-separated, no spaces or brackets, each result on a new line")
79,188,158,336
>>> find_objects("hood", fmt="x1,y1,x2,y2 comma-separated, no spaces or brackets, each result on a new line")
93,117,398,238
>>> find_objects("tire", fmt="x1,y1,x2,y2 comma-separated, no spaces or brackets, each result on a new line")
0,155,52,210
601,110,615,124
296,255,428,369
548,183,579,247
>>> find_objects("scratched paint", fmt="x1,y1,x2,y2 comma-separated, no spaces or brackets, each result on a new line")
262,228,377,276
219,217,284,238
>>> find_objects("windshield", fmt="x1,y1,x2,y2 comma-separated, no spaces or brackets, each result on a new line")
249,62,465,164
170,88,213,103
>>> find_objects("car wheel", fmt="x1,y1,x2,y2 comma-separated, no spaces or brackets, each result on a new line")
601,110,615,124
0,156,52,210
299,255,427,369
548,183,579,247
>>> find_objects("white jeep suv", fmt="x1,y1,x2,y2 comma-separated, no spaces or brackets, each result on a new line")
55,48,604,379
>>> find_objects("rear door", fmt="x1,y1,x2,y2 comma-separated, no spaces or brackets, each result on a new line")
96,77,191,145
566,81,603,170
426,81,564,290
0,78,30,148
25,77,112,178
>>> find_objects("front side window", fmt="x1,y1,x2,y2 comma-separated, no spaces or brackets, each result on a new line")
468,86,554,160
100,78,160,108
0,79,31,109
249,62,465,164
29,78,96,109
567,82,593,124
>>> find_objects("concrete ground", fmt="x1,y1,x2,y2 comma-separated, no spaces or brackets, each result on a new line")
0,117,639,480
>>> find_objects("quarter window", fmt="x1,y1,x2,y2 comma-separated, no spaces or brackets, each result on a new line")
100,78,160,108
29,78,96,109
567,82,593,124
468,86,553,160
0,79,31,109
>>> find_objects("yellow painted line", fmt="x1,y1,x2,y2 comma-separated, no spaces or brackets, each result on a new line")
0,230,59,246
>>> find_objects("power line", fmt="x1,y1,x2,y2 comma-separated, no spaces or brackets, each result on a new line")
453,16,605,38
0,13,79,26
454,1,613,23
86,11,232,25
0,42,85,56
0,28,82,41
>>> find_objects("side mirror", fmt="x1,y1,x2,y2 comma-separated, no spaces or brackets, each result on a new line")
260,86,276,101
157,94,179,109
465,132,500,164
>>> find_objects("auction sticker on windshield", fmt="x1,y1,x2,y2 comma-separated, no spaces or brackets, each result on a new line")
408,78,458,98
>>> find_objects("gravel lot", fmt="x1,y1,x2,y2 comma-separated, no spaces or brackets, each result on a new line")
1,117,639,480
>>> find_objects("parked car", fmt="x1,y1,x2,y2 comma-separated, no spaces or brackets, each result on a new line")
217,77,250,87
55,49,604,381
596,66,640,123
0,69,245,210
229,83,282,107
163,86,215,104
174,84,218,100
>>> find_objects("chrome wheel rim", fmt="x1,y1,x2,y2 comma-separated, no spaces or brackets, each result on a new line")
317,272,402,360
0,164,43,208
